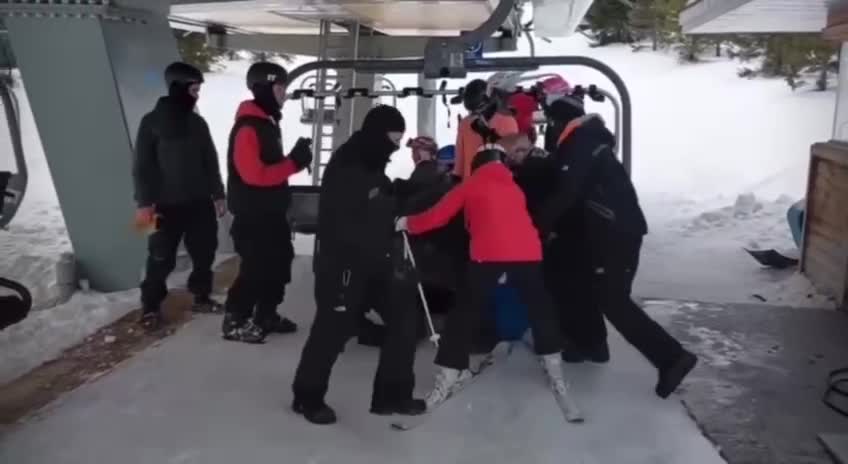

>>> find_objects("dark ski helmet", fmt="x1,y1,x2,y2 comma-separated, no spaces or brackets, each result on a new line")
246,62,288,91
463,79,489,113
164,62,204,88
471,144,505,173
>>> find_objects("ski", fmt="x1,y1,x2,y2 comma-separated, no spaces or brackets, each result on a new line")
390,341,514,431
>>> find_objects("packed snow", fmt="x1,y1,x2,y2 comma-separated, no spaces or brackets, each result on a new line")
0,34,838,384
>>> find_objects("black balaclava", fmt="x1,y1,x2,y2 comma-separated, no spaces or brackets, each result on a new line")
164,61,204,113
247,62,288,122
543,95,586,151
356,104,406,171
168,81,199,112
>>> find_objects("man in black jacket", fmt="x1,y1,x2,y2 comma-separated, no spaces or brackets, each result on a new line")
222,62,313,344
292,105,425,425
133,62,226,331
535,97,697,399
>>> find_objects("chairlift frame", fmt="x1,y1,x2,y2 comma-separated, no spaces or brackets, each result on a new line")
286,55,633,182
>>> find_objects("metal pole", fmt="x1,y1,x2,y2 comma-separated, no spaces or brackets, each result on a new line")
310,19,331,186
598,88,621,156
347,22,360,137
287,55,634,175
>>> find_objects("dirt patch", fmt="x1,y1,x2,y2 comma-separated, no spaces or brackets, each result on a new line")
0,257,240,431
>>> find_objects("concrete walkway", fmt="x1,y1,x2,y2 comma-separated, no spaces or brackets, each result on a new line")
0,260,724,464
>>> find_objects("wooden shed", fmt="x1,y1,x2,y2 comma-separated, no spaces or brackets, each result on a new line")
801,142,848,310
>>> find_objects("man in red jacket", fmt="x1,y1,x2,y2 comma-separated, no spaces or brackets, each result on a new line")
396,145,582,422
222,62,313,344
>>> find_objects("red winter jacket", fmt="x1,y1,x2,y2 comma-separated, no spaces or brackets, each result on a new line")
407,161,542,262
232,101,299,187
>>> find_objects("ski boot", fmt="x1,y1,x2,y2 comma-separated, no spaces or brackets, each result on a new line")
540,354,584,423
138,310,163,332
656,350,697,399
424,367,473,410
221,312,266,344
191,295,223,314
292,398,337,425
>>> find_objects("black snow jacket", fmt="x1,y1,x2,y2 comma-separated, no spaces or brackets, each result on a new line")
316,130,398,269
535,114,648,239
132,97,225,208
395,163,468,291
511,150,558,217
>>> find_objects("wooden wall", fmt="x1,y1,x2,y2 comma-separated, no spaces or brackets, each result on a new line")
801,142,848,310
826,1,848,41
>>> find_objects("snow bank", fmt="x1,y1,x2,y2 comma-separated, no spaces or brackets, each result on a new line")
0,289,137,385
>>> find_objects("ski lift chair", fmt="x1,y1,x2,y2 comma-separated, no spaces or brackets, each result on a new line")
0,74,26,228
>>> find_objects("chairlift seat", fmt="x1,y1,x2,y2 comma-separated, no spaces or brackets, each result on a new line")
300,108,337,125
288,185,320,235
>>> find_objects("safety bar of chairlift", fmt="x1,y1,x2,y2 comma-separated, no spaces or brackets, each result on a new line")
286,56,633,176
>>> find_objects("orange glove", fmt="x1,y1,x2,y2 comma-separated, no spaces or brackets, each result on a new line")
133,206,157,234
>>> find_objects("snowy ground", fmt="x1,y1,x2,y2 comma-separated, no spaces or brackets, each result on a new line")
0,34,838,384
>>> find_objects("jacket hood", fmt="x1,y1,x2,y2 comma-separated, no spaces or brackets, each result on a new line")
552,113,613,148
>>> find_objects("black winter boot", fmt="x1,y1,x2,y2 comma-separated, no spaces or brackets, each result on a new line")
293,399,337,425
139,310,163,332
192,295,223,314
656,350,697,399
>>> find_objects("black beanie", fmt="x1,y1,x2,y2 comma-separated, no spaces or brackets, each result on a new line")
545,95,585,126
361,105,406,134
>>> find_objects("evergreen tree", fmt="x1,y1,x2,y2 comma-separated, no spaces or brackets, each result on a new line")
585,0,634,46
174,30,228,72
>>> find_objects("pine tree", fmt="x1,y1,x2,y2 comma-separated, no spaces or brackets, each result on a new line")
585,0,634,46
174,30,228,72
628,0,658,50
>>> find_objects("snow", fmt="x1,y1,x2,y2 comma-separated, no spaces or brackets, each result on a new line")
0,259,725,464
0,34,838,385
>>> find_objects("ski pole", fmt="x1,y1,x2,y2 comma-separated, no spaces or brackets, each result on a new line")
401,230,441,347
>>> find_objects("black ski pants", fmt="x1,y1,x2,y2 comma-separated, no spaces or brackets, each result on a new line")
543,228,605,348
435,261,562,370
225,212,294,322
292,254,419,407
140,200,217,311
557,231,683,370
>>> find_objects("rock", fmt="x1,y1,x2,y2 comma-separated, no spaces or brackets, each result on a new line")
104,335,117,344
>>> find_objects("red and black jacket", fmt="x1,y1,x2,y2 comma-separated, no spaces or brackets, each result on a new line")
407,161,542,263
226,101,304,216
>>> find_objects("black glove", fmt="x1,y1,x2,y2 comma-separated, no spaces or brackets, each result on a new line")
470,117,500,144
289,137,313,170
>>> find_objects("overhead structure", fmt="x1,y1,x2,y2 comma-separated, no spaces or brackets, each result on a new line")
680,0,828,35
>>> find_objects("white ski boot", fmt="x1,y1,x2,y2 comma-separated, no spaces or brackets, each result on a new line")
425,367,473,410
540,353,584,423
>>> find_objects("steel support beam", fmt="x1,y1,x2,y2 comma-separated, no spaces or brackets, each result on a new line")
206,32,517,59
287,56,634,175
6,8,180,291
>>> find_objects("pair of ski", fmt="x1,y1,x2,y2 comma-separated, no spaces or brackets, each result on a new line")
390,341,583,431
